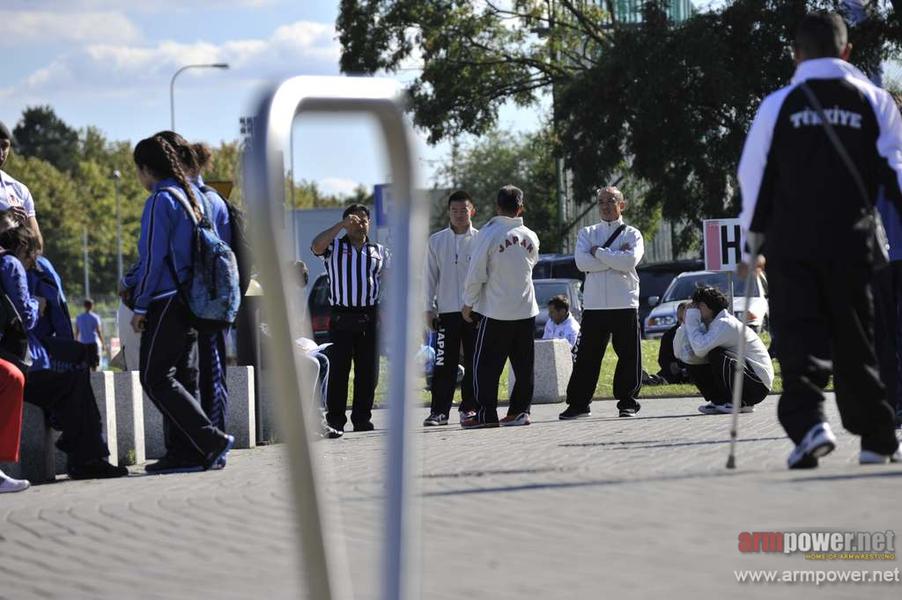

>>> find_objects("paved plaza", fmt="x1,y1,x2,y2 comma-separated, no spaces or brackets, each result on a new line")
1,394,900,599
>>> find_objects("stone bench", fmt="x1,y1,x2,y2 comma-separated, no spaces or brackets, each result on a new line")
508,338,573,404
1,366,256,482
0,371,120,483
142,366,257,459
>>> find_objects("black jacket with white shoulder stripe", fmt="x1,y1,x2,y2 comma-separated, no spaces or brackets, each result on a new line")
738,58,902,264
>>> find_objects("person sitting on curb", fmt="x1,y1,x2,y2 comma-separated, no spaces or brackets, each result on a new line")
542,294,580,350
674,286,774,414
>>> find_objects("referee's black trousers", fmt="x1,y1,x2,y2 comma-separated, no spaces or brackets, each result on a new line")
472,316,535,423
429,312,476,417
566,309,642,411
326,307,379,430
768,259,899,455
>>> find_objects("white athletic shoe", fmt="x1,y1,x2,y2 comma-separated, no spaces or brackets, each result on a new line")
0,472,31,493
859,449,902,465
787,422,837,469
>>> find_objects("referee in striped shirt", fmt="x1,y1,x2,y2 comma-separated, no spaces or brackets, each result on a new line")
311,204,389,435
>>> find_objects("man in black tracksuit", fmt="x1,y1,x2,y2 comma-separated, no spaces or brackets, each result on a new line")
738,13,902,468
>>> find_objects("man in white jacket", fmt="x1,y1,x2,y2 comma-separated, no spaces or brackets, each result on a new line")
461,185,539,428
674,286,774,414
560,186,645,419
423,190,479,426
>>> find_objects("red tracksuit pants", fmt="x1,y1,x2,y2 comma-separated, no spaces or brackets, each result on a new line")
0,358,25,463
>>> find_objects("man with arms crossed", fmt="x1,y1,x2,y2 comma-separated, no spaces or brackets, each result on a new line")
560,186,644,419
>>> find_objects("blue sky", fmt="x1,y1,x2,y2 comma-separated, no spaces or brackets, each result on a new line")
0,0,545,196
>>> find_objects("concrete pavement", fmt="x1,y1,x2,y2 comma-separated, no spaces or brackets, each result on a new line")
1,394,900,599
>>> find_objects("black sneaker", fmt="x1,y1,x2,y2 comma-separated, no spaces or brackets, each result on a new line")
423,413,449,426
559,406,591,420
618,408,639,418
353,421,375,432
203,434,235,470
68,459,129,480
144,455,205,475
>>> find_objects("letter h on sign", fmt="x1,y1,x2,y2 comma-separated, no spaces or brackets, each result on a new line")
703,218,743,272
721,224,741,266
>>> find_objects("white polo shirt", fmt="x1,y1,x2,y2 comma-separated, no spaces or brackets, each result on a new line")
542,313,580,348
0,169,36,217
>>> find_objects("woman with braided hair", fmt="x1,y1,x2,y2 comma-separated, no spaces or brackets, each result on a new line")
122,132,233,473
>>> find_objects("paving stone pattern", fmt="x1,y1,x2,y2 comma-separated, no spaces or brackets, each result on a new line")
1,394,900,599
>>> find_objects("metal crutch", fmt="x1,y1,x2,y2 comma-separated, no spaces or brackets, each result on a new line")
244,76,428,600
726,234,764,469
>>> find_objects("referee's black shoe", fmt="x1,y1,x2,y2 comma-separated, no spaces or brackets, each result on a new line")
559,406,591,420
353,421,375,432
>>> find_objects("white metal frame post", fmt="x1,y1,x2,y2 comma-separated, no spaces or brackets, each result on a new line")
244,76,426,600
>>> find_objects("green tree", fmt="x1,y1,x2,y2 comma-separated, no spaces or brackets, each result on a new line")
339,0,902,250
13,106,80,174
435,127,560,250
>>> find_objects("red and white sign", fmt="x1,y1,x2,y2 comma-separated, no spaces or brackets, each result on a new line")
704,218,743,272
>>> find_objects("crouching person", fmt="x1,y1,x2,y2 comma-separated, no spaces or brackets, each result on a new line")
675,286,774,414
0,224,127,479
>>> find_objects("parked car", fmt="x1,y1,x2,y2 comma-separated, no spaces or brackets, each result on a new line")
637,259,703,334
533,253,584,282
643,270,769,338
535,254,702,335
307,272,332,344
532,278,583,339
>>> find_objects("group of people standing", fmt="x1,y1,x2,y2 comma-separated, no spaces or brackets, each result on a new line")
0,127,237,493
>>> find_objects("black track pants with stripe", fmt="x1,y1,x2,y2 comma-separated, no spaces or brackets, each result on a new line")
429,312,476,417
687,347,768,407
472,316,535,423
566,308,642,411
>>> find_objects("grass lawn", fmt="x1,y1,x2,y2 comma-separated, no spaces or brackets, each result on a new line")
365,332,786,408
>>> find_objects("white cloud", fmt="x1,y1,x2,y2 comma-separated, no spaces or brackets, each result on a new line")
319,177,363,197
4,20,341,99
0,10,142,46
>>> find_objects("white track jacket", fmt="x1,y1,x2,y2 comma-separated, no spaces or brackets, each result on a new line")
424,225,478,313
463,216,539,320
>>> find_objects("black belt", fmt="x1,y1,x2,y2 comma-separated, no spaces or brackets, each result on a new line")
331,305,378,314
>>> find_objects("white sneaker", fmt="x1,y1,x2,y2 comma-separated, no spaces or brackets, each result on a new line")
499,412,531,427
859,449,902,465
0,474,31,493
787,422,837,469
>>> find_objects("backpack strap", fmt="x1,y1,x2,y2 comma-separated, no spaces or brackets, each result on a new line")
601,224,627,249
163,186,204,225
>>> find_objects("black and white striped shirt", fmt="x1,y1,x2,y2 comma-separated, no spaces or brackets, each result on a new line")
318,235,389,308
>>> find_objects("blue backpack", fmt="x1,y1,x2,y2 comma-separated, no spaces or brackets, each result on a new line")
166,187,241,332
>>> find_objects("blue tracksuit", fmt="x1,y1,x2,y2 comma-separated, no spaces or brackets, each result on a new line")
121,179,200,315
129,179,228,463
193,177,231,433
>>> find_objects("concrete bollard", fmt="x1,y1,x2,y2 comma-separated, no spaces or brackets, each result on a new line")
226,366,256,449
0,402,56,483
142,389,167,460
508,338,573,404
89,371,119,467
114,371,145,466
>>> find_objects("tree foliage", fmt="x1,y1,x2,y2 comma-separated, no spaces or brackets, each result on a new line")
435,127,559,249
2,108,356,301
338,0,902,250
13,105,81,173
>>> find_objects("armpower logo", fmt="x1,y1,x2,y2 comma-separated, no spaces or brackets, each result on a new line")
738,530,896,560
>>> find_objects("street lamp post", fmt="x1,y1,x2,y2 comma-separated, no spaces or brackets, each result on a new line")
112,170,122,284
169,63,230,131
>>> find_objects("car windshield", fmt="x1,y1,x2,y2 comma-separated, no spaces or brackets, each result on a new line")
534,282,570,307
662,272,760,302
